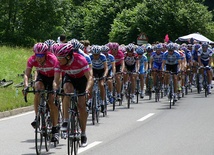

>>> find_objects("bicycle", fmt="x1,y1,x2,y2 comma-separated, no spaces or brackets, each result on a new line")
105,76,115,112
152,70,163,102
165,71,177,109
198,66,210,97
135,75,140,103
24,89,54,155
124,71,138,109
91,77,104,125
56,91,86,155
146,69,153,100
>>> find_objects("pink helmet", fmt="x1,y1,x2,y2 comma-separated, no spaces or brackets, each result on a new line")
33,43,48,54
55,43,73,57
108,42,119,50
50,43,60,55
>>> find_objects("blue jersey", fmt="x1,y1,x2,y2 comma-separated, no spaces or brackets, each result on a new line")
78,49,92,65
198,48,213,62
139,55,148,67
89,53,107,69
105,54,115,70
151,52,164,64
163,50,180,65
185,50,192,63
191,50,198,62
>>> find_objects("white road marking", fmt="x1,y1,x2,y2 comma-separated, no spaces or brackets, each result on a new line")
78,141,102,154
0,111,34,122
137,113,155,122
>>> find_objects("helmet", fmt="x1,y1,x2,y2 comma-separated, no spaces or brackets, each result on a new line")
33,43,48,54
194,44,201,50
145,44,152,50
44,39,56,48
167,43,174,50
202,42,209,48
174,43,180,50
135,46,144,54
156,43,163,50
126,43,135,52
101,45,109,53
108,42,119,50
79,43,84,50
55,43,73,57
68,38,81,50
91,45,101,54
50,43,60,55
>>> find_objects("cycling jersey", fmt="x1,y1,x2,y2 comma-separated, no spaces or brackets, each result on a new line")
109,50,124,66
77,49,92,65
89,53,107,69
55,52,90,78
138,54,148,74
192,50,199,62
163,50,181,65
124,52,138,71
27,52,58,77
184,50,192,63
105,53,115,70
198,48,213,62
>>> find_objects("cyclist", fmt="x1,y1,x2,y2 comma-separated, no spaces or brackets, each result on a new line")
123,43,139,103
108,42,125,101
89,45,108,112
191,44,201,84
23,43,59,142
53,43,93,147
198,42,213,93
136,45,148,98
162,43,181,101
144,44,154,94
101,45,116,104
150,43,164,92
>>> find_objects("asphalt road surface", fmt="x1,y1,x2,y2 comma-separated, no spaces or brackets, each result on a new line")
0,88,214,155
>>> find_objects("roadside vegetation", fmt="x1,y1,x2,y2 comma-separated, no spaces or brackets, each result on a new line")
0,46,34,112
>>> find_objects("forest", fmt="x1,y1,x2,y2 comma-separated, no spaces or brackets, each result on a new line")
0,0,214,46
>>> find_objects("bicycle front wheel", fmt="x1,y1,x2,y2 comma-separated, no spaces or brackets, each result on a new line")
127,82,131,109
45,113,52,151
35,112,43,155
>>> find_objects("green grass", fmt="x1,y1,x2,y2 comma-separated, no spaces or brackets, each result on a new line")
0,46,34,112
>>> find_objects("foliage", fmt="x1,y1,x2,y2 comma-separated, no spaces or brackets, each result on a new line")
0,0,214,46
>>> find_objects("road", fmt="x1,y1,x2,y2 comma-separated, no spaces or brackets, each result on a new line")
0,88,214,155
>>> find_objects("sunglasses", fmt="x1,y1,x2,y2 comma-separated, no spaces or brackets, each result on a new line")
35,54,45,58
111,48,118,51
57,56,65,60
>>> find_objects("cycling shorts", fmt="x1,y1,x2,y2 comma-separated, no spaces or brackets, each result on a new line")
36,73,54,90
93,68,104,78
153,62,162,70
165,64,178,73
116,64,122,73
63,74,87,94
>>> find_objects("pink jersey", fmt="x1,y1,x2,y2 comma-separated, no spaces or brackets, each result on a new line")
109,50,124,66
55,53,89,78
27,52,58,77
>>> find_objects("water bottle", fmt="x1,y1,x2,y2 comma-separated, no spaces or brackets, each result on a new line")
15,89,19,97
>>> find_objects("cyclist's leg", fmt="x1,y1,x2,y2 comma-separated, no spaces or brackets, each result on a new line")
115,65,122,99
139,66,145,97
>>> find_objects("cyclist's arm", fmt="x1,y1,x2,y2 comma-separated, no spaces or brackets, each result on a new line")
162,60,166,71
150,57,153,69
144,61,148,72
178,59,181,71
89,64,93,77
103,62,108,77
121,60,125,72
198,56,202,66
111,61,116,76
24,68,32,88
208,56,212,66
136,59,140,72
53,72,61,91
84,70,93,93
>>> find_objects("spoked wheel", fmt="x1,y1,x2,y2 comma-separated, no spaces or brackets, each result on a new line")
112,85,116,111
35,113,43,155
196,74,200,94
45,115,52,151
127,83,131,109
67,115,80,155
91,94,96,125
155,90,160,102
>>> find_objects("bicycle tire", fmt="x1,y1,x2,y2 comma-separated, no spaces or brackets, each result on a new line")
196,74,200,94
91,91,96,125
67,115,74,155
45,113,51,151
35,112,43,155
127,82,131,109
136,79,140,104
112,83,116,111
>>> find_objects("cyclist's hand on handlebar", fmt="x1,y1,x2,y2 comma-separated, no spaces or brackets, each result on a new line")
22,86,29,96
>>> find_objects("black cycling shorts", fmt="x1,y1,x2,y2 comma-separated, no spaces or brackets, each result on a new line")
165,64,178,73
63,74,87,94
93,68,104,78
36,73,54,90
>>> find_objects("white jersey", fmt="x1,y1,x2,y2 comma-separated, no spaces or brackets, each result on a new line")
198,48,213,62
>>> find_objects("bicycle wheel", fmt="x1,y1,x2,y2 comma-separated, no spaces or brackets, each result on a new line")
112,82,116,111
196,74,200,94
148,76,152,100
67,115,74,155
45,113,51,151
127,82,131,109
91,92,96,125
35,112,43,155
96,95,100,123
136,79,140,104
